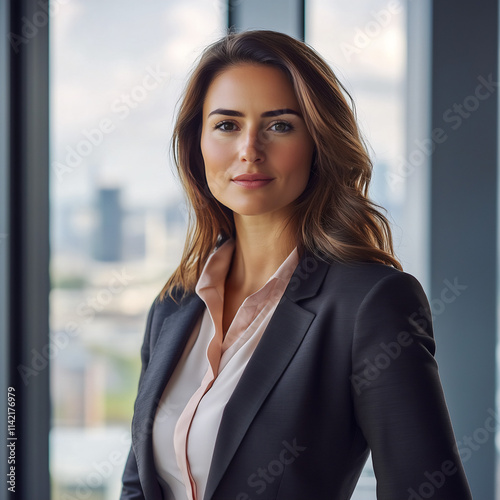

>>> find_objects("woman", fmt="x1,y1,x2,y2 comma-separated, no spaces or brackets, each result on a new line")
121,30,472,500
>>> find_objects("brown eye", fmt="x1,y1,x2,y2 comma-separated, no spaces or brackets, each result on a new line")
270,121,293,133
215,121,238,132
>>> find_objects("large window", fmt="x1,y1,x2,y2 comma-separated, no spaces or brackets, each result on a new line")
306,0,409,266
49,2,224,497
306,1,409,498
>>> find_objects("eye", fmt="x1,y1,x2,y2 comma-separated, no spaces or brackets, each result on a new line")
269,121,293,133
214,121,238,132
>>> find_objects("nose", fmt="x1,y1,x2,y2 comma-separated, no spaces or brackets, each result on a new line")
239,129,265,163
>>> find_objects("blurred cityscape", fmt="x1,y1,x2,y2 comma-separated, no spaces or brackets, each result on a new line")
49,0,223,493
50,185,187,499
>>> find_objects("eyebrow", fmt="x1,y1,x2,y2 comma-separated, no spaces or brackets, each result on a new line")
207,108,301,118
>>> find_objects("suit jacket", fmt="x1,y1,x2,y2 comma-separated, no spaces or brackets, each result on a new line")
120,249,472,500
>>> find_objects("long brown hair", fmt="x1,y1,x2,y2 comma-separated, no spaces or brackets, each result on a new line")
161,29,401,302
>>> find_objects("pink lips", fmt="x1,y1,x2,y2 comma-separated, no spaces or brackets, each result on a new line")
232,173,274,189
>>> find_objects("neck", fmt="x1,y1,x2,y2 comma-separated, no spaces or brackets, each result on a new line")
227,212,297,294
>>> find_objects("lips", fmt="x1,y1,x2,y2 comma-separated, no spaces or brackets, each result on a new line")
232,173,274,181
232,173,274,189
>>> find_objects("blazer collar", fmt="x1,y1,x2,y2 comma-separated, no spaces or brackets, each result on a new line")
204,249,330,499
284,248,331,302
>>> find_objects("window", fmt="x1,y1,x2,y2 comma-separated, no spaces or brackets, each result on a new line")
49,2,224,497
306,0,409,264
306,1,409,497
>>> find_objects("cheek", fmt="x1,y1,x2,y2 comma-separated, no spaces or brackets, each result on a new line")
200,134,214,169
278,145,313,184
201,137,218,180
201,146,227,198
206,172,226,200
201,135,238,198
201,135,232,173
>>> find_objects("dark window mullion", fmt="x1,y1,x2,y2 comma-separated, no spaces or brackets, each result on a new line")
6,1,51,499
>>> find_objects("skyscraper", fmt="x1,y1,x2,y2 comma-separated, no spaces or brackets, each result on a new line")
92,187,123,262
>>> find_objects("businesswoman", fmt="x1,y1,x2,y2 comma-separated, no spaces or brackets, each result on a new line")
121,30,472,500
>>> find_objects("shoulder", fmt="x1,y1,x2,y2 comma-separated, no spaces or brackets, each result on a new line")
313,256,427,307
325,257,413,284
288,253,430,330
323,262,434,349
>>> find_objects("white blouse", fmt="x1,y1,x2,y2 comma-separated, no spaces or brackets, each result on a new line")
151,238,299,500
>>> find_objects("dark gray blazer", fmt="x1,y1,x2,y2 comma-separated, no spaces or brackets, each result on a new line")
120,249,472,500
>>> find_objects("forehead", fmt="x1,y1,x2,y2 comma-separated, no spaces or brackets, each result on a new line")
203,63,299,112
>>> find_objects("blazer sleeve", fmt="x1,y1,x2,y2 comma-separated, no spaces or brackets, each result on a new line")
120,298,157,500
351,272,472,500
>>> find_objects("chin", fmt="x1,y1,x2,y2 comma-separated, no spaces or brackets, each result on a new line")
231,208,267,217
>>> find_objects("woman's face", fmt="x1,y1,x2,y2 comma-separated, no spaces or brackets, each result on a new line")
200,63,315,219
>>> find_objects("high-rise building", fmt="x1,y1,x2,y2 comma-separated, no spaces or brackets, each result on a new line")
92,187,123,262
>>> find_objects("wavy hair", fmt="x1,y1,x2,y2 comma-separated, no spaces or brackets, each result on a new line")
161,29,401,302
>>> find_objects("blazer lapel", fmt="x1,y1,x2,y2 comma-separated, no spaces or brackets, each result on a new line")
132,293,205,500
204,251,331,500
